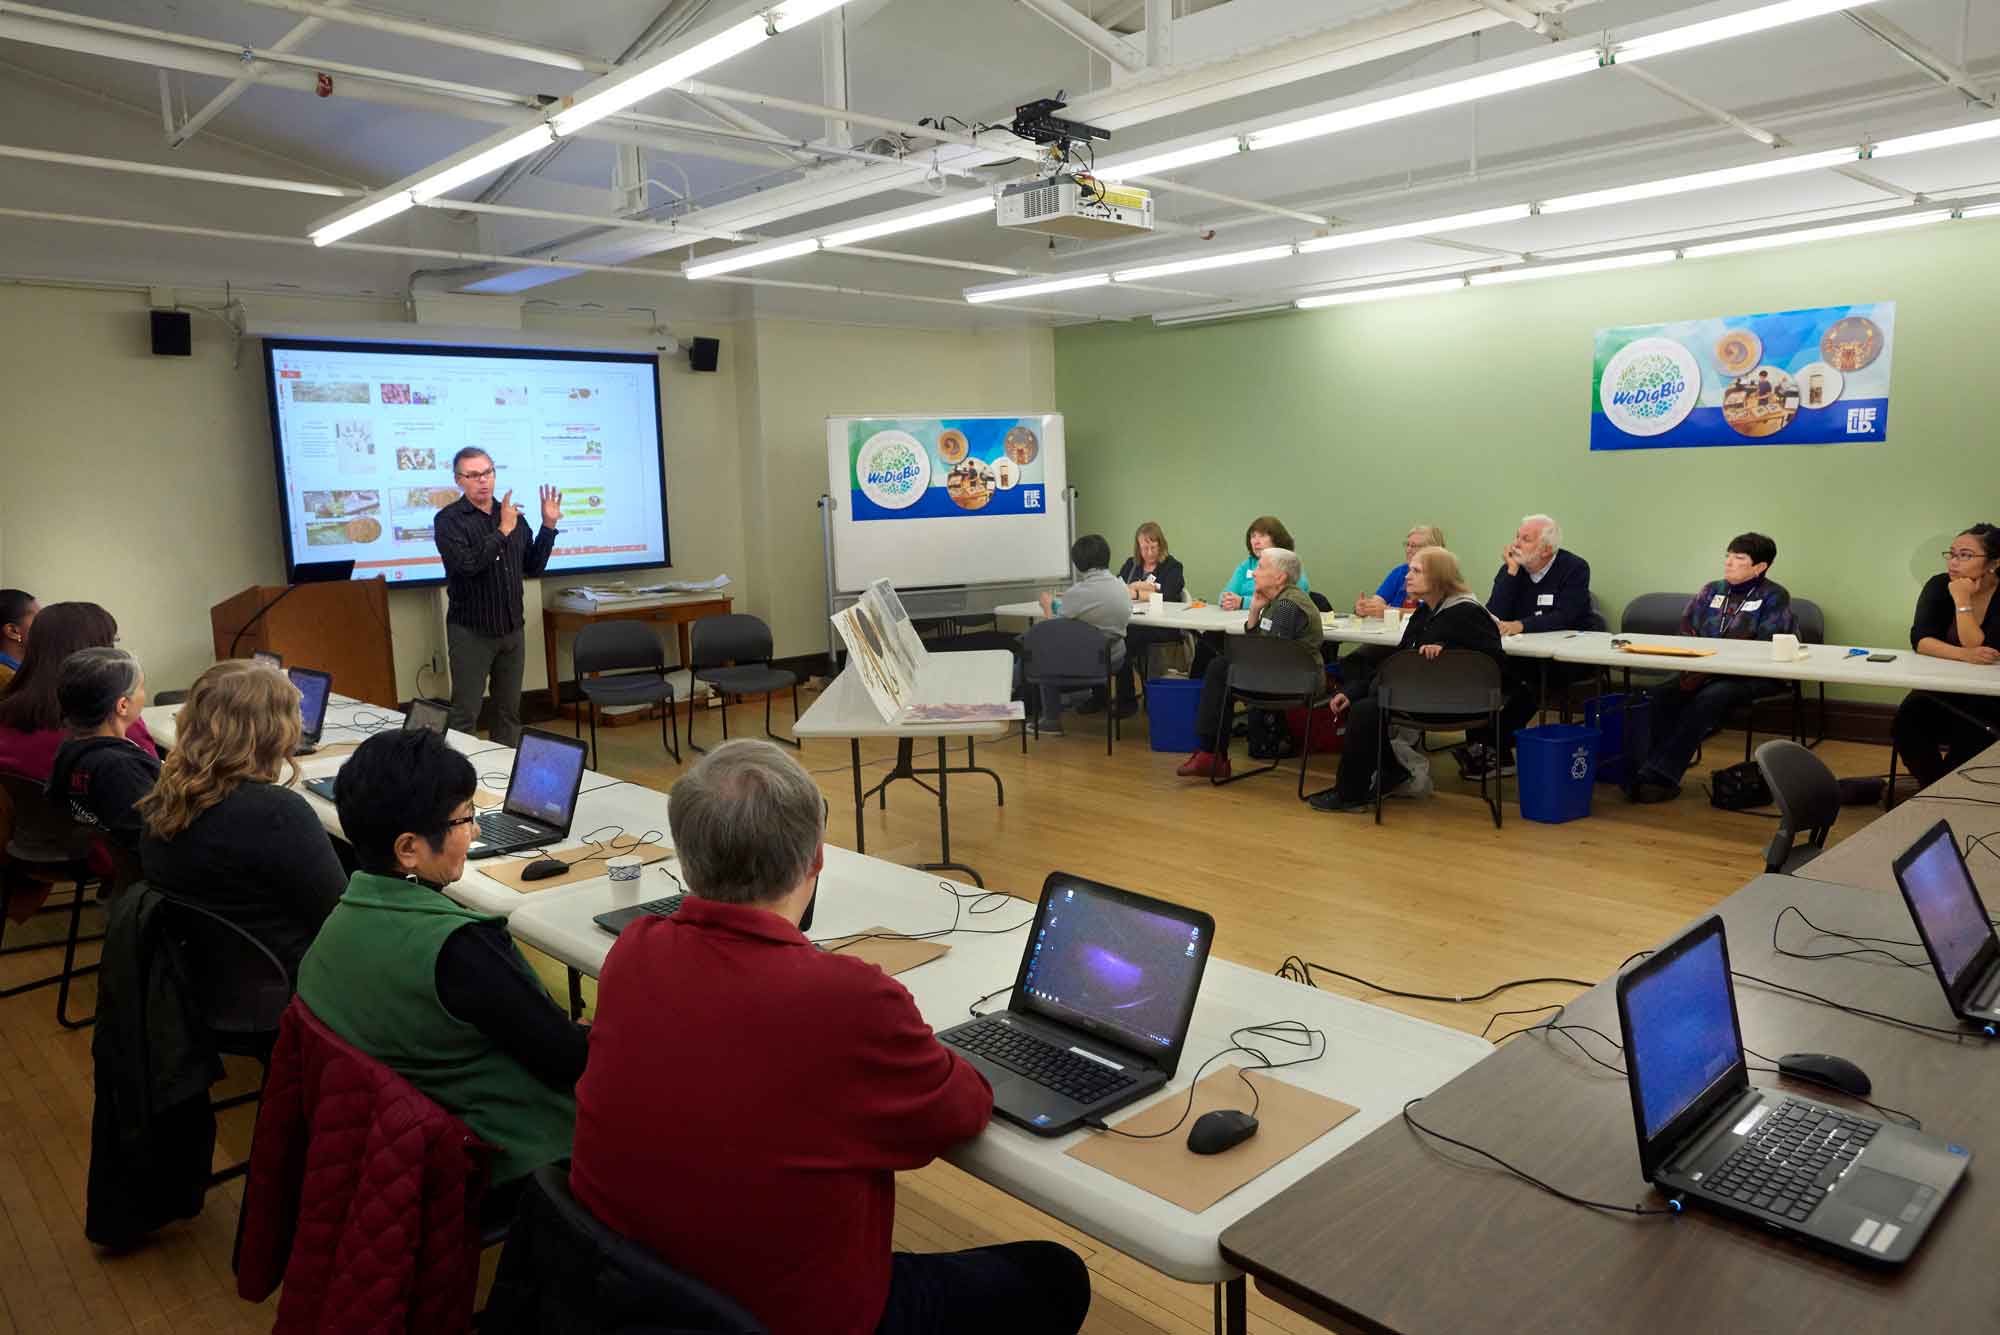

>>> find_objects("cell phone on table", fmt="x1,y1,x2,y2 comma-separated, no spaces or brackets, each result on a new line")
1867,652,1897,662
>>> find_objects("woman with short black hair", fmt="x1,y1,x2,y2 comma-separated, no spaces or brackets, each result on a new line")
298,728,585,1191
1893,523,2000,787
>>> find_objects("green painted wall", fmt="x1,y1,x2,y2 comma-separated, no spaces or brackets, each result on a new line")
1055,218,2000,699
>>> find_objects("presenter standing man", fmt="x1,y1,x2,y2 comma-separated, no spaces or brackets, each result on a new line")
435,447,561,745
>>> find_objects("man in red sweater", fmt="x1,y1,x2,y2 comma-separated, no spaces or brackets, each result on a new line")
572,740,1091,1335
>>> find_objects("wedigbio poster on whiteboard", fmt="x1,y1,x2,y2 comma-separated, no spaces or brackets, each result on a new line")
845,416,1051,520
263,339,669,585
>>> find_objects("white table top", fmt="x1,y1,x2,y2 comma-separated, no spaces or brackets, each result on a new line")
505,853,1491,1284
141,695,670,919
994,599,1408,648
1549,630,2000,693
794,650,1016,740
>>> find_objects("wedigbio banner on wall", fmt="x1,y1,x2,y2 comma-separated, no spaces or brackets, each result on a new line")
1590,302,1895,451
845,416,1053,520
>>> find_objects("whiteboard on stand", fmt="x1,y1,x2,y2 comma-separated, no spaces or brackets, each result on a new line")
825,413,1070,595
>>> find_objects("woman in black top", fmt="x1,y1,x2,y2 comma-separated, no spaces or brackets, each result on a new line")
46,647,160,860
1311,546,1503,813
1110,522,1188,717
1892,523,2000,787
137,660,346,977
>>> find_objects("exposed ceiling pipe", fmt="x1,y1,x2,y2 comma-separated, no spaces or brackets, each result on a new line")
172,0,352,148
1013,0,1146,72
1846,9,1997,110
230,0,614,74
819,9,850,148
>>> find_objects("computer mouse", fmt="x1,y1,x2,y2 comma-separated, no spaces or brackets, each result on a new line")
1778,1052,1872,1098
520,857,569,882
1187,1109,1260,1156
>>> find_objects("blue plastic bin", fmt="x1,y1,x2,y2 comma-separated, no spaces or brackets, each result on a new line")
1146,677,1204,752
1585,693,1653,785
1514,724,1601,824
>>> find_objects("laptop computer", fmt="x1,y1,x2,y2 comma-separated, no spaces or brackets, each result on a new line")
934,874,1214,1137
1616,915,1969,1264
287,667,332,756
304,697,453,802
1892,819,2000,1032
466,728,589,859
594,888,818,938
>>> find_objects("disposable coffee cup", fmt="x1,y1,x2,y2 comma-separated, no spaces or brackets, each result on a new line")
1770,633,1802,662
1382,607,1403,630
1149,591,1165,612
607,855,643,882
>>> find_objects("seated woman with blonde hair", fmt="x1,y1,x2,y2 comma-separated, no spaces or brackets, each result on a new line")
138,660,346,977
1309,546,1505,814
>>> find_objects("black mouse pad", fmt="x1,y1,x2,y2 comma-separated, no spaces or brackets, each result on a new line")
1065,1064,1357,1213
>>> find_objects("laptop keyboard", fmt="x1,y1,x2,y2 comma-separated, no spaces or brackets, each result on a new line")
942,1019,1136,1106
631,894,684,919
476,811,546,844
1710,1098,1878,1223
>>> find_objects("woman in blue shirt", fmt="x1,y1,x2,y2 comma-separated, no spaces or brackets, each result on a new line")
1355,525,1445,616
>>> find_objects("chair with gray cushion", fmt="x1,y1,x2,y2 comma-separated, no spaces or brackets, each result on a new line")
1214,635,1331,798
572,621,679,769
1754,739,1840,874
1374,650,1505,828
1020,618,1122,755
689,614,798,753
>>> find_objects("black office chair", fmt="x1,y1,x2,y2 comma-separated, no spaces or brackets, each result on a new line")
482,1163,768,1335
1214,636,1332,799
572,621,680,769
1753,740,1841,874
1374,650,1505,828
0,769,111,1027
689,614,799,753
1020,618,1122,755
155,893,293,1183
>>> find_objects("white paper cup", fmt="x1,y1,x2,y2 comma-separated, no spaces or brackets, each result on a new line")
1149,591,1164,612
607,855,643,882
1382,607,1403,630
1770,633,1800,662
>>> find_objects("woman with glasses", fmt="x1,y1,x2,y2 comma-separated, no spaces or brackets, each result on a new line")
1355,524,1445,617
138,660,346,978
1893,524,2000,787
299,729,585,1202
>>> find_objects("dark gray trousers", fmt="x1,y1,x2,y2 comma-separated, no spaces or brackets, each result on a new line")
447,622,526,745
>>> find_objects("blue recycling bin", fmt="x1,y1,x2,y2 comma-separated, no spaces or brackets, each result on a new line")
1514,724,1601,824
1146,677,1204,752
1586,693,1653,785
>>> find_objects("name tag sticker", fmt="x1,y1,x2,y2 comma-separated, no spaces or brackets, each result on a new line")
1710,595,1726,610
1536,593,1555,607
1742,599,1763,611
1259,617,1273,632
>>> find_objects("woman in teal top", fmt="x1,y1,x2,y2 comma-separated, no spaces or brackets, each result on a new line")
298,729,585,1193
1219,515,1309,609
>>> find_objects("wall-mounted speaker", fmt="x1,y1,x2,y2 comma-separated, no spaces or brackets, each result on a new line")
688,336,720,373
150,309,192,357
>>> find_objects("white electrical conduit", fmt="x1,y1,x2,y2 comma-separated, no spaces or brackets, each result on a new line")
230,0,615,74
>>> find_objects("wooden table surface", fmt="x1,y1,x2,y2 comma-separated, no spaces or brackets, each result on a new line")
1219,872,1998,1335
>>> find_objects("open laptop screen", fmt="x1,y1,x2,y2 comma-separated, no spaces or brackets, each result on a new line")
287,667,331,741
1017,877,1210,1059
403,698,450,735
504,730,587,827
1895,822,1993,992
1625,926,1741,1142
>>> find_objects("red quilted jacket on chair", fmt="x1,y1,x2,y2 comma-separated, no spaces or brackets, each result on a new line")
236,999,492,1335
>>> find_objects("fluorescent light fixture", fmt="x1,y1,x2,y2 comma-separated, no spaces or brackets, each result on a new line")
1683,209,1951,257
685,236,821,279
964,273,1111,304
1113,245,1296,283
311,192,414,246
1095,138,1242,182
1540,147,1855,214
1246,51,1601,152
1468,251,1677,285
821,196,993,247
1296,278,1467,309
1296,204,1534,254
553,19,771,136
1615,0,1877,64
1870,119,2000,160
1960,201,2000,220
411,125,556,203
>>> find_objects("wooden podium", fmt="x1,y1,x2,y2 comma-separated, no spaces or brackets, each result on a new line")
210,579,397,707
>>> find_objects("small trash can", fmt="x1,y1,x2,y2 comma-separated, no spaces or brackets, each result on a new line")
1586,693,1653,785
1514,724,1601,824
1145,677,1204,752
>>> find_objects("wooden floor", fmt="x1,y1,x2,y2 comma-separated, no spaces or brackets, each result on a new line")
0,690,1899,1333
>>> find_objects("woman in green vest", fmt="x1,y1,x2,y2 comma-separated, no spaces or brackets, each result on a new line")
298,729,585,1201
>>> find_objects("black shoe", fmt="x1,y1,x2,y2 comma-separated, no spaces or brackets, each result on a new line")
1111,700,1140,721
1077,698,1106,716
1308,787,1375,814
1630,768,1680,803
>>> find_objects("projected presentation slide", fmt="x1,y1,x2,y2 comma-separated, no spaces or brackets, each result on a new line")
263,339,668,586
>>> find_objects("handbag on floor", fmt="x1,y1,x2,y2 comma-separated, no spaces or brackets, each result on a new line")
1707,759,1773,810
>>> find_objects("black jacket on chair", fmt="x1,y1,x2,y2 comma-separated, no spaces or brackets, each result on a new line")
85,884,223,1248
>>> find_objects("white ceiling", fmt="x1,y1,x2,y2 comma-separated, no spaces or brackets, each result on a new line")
1,0,1996,327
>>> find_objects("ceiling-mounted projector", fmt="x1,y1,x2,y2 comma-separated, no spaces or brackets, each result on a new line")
996,178,1153,240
